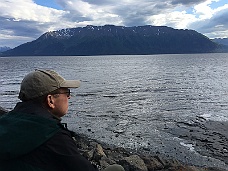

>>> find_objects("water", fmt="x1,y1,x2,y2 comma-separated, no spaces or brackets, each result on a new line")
1,53,228,168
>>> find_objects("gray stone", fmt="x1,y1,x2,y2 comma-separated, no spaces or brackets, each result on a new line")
120,155,148,171
142,156,164,170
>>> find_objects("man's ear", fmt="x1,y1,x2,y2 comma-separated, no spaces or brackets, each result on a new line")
47,95,55,109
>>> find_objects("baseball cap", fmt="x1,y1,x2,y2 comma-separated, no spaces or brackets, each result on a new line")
18,69,81,101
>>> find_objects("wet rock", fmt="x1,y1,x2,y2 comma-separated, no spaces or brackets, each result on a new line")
167,119,228,165
142,156,164,170
154,155,182,168
84,148,94,160
93,144,107,162
119,155,148,171
99,159,113,170
205,167,228,171
74,132,227,171
113,129,125,134
160,166,198,171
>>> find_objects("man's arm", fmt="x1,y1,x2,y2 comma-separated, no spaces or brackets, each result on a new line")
22,129,98,171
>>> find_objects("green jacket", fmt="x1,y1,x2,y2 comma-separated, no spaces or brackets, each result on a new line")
0,102,98,171
0,106,60,170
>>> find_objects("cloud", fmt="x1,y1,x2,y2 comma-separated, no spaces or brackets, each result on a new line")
56,0,177,27
56,0,122,26
113,2,172,26
0,16,42,47
0,17,41,37
0,0,62,22
147,11,197,29
171,0,207,5
189,2,228,38
0,0,72,47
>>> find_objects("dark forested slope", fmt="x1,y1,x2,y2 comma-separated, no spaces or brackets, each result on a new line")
2,25,220,56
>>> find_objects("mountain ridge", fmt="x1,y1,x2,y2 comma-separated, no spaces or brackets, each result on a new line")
0,46,11,52
1,25,225,56
212,38,228,46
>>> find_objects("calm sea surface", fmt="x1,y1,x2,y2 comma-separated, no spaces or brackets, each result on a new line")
1,53,228,168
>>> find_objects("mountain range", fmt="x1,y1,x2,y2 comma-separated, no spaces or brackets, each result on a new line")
1,25,227,56
212,38,228,46
0,46,11,53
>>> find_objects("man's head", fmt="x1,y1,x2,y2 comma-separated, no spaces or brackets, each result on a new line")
19,69,80,117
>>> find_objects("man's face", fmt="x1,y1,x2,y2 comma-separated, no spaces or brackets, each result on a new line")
49,88,71,118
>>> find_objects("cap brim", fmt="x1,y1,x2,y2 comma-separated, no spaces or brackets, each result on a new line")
60,80,81,88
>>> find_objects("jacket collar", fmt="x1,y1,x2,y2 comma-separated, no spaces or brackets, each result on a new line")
13,101,61,122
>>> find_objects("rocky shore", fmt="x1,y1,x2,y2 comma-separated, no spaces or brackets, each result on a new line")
0,107,227,171
167,116,228,168
73,131,227,171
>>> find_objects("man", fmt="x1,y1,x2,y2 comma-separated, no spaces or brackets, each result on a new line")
0,69,124,171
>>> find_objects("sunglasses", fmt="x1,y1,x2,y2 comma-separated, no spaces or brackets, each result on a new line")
52,89,71,97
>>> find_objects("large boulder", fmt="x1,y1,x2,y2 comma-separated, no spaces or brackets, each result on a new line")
119,155,148,171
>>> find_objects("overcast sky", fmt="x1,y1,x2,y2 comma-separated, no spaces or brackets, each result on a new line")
0,0,227,48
